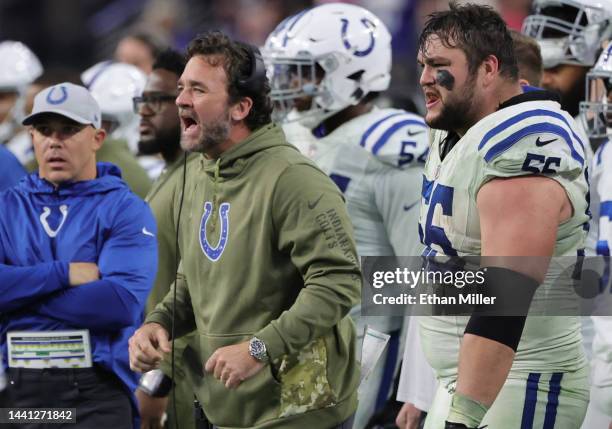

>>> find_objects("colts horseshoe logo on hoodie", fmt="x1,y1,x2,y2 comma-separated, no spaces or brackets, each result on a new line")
39,205,69,237
199,201,230,261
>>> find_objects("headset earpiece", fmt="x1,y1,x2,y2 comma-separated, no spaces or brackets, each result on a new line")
236,42,267,94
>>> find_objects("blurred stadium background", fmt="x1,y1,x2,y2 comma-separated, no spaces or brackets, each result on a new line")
0,0,533,114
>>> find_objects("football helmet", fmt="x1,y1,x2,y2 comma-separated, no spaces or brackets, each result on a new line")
263,3,391,129
580,41,612,138
522,0,612,68
0,41,43,141
82,62,146,150
0,41,43,92
82,61,146,129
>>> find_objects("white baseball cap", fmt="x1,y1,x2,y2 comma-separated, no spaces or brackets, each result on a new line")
22,82,102,128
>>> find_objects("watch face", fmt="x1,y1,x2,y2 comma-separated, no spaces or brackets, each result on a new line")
250,338,267,361
252,341,263,354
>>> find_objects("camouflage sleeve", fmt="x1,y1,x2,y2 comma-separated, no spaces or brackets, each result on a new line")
255,163,362,360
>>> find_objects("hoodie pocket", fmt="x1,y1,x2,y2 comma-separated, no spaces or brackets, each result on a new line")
197,333,281,427
274,337,337,418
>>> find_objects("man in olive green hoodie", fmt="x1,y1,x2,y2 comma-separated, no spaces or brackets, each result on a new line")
133,49,198,429
129,31,362,429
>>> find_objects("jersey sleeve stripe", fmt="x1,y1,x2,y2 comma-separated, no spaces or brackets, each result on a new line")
478,109,586,154
482,123,585,165
596,140,610,166
359,112,405,147
596,240,610,256
371,119,427,155
601,201,612,219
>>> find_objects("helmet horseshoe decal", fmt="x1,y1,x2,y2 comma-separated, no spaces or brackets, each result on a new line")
341,18,376,57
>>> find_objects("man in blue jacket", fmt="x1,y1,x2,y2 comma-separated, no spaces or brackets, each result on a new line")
0,82,158,428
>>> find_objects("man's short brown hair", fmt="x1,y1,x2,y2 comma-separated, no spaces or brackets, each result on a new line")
510,30,543,86
186,31,272,131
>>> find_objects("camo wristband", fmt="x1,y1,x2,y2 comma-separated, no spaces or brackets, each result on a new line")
447,392,489,427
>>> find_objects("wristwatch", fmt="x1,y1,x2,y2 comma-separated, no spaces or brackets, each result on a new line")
248,337,269,363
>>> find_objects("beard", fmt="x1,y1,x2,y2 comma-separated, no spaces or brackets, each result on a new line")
181,109,231,154
138,125,181,156
426,73,480,132
558,83,585,118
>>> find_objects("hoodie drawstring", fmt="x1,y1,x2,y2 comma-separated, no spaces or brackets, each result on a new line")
210,158,221,230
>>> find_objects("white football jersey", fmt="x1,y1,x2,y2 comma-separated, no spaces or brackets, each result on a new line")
281,120,319,158
589,138,612,417
418,98,591,384
310,107,429,257
5,130,34,166
592,138,612,262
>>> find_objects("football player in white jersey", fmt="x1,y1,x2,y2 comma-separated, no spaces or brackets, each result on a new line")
523,0,612,119
523,0,612,255
0,41,43,165
264,4,429,427
524,3,612,427
395,30,548,429
580,40,612,429
417,3,590,428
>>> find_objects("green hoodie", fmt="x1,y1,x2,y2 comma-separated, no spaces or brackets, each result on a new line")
146,123,361,428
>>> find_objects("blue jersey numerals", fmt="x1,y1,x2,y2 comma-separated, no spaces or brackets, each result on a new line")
521,153,561,174
420,177,458,256
399,141,429,167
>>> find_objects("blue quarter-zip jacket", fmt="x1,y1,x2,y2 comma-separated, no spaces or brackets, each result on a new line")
0,162,158,427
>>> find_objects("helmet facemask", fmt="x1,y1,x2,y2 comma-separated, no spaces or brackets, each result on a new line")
263,4,392,130
266,50,355,129
522,0,612,68
580,69,612,138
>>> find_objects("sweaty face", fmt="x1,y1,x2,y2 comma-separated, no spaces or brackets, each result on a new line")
541,64,588,117
418,36,480,133
31,114,104,186
137,69,181,156
176,55,232,154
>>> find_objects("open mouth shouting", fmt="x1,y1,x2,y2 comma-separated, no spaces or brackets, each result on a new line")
180,110,200,139
424,89,441,110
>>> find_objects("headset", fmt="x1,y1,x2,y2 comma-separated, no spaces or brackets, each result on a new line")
235,42,268,95
169,39,268,429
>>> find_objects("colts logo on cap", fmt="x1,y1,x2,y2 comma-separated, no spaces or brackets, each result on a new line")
199,201,230,261
46,85,68,105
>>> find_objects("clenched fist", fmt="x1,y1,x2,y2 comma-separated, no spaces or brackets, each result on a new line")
129,323,171,373
205,341,265,389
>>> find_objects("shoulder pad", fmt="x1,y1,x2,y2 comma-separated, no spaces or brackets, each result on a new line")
594,139,612,168
359,109,429,169
477,108,587,179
